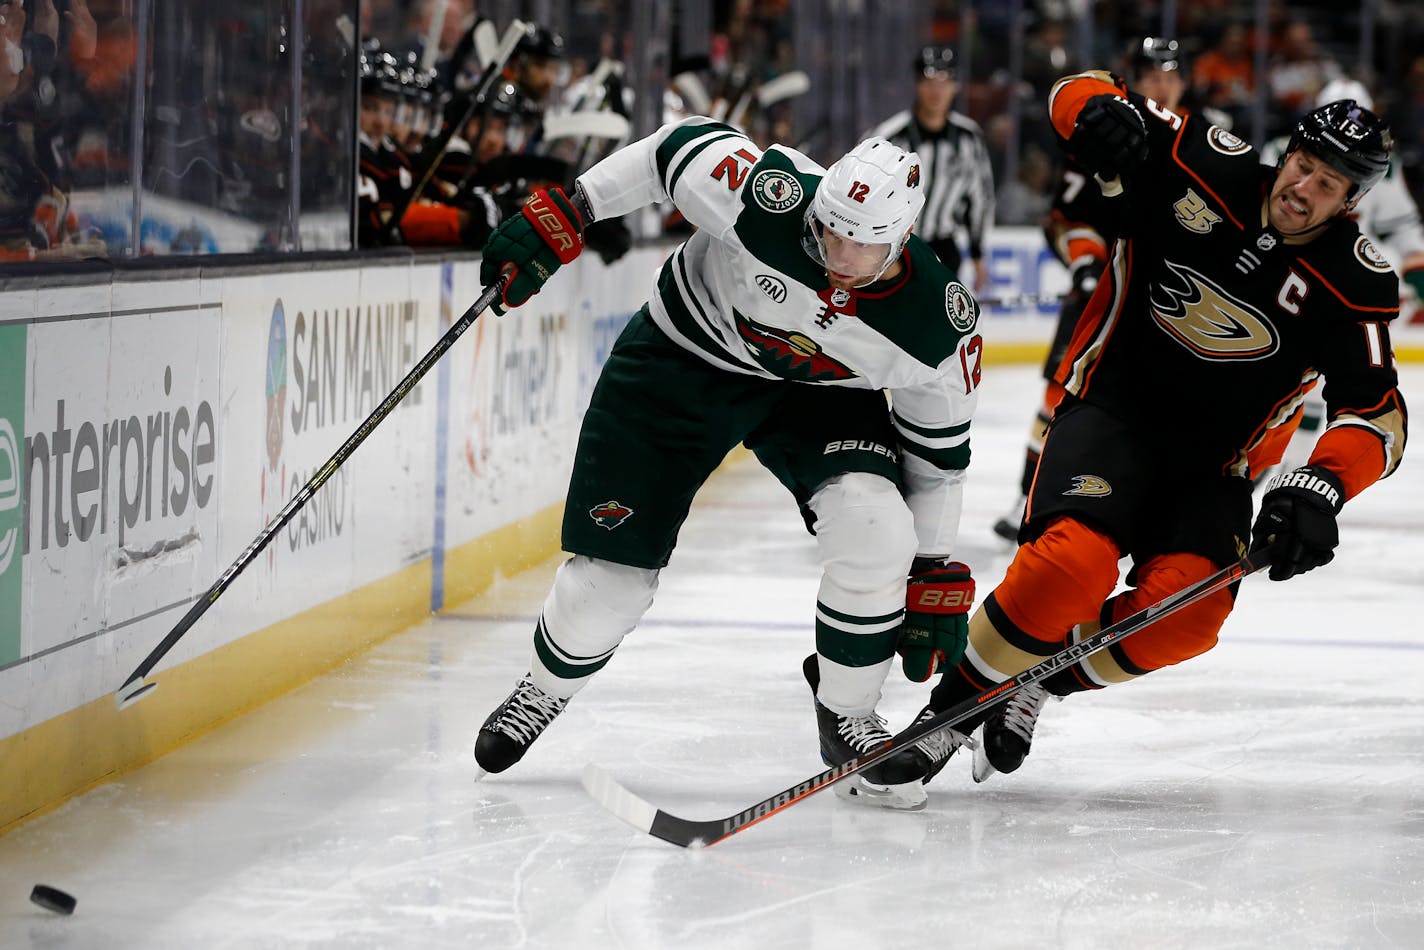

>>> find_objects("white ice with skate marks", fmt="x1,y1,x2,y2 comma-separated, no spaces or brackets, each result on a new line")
2,364,1422,950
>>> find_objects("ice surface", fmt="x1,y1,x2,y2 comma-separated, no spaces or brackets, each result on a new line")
2,364,1421,950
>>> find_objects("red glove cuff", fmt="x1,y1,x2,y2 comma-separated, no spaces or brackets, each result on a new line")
906,562,975,615
521,186,584,264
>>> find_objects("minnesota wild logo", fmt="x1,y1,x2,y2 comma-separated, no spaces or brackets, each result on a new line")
734,312,857,382
589,500,634,529
906,164,921,188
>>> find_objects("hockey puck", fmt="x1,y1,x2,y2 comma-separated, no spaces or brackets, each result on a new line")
30,884,77,915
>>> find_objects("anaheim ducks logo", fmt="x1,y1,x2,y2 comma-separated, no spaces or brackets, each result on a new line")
1150,260,1279,361
734,311,858,382
589,500,634,529
1064,475,1113,497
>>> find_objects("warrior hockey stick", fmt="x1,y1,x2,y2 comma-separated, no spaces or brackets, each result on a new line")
583,546,1273,847
114,275,510,710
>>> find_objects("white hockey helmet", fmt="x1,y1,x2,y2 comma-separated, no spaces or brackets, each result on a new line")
803,136,925,284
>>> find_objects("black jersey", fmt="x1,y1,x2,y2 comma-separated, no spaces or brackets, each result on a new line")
1050,74,1406,493
357,134,413,247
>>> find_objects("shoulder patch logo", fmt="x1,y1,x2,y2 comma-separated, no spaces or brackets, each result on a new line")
1207,126,1251,156
945,283,977,332
907,164,921,188
751,169,804,213
754,273,788,303
1354,235,1393,273
1173,189,1222,234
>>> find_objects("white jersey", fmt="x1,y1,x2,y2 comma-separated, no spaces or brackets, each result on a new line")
576,116,983,555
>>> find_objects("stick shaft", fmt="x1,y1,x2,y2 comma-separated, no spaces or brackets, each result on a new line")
116,278,506,695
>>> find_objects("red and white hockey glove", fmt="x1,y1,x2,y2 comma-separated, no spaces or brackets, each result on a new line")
898,558,975,682
479,185,585,314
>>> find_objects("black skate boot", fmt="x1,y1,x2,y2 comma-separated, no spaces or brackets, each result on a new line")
972,682,1051,783
992,495,1026,542
474,674,569,775
802,654,931,810
906,705,977,784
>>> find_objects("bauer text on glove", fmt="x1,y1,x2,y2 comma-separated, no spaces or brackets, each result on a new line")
897,559,974,682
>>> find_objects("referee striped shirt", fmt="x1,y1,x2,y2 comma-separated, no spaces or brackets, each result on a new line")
868,110,995,265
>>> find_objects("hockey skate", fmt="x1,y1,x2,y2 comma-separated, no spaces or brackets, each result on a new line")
907,704,977,784
802,654,930,811
474,674,569,776
972,682,1051,783
992,495,1026,543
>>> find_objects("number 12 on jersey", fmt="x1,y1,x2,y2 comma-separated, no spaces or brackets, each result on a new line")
711,148,760,190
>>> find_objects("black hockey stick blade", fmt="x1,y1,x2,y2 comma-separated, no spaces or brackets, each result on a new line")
583,547,1273,847
113,276,509,710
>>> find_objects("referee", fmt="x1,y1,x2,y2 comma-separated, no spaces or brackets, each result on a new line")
867,45,994,292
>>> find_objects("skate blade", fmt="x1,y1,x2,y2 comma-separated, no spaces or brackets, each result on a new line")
834,776,928,811
970,744,997,784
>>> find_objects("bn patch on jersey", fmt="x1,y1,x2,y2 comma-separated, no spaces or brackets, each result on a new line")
751,169,803,213
1354,235,1393,273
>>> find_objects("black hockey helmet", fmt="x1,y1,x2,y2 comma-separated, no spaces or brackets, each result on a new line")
915,45,957,80
1286,99,1392,197
359,40,403,98
1128,36,1181,75
517,25,565,60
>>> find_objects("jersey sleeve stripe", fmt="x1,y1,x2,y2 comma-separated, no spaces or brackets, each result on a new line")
650,247,756,373
890,410,970,440
663,131,743,196
654,120,740,183
898,439,971,471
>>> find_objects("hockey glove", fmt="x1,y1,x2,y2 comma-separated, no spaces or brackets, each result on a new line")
898,558,975,682
1251,465,1345,581
1068,256,1106,303
1068,95,1149,184
479,185,585,314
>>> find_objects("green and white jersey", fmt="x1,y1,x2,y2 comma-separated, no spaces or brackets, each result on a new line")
577,117,983,554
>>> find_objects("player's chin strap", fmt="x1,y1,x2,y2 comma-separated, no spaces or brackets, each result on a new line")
583,546,1274,848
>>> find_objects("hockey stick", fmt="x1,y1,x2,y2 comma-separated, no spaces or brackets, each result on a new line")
754,70,810,108
583,546,1273,847
395,20,529,225
114,275,510,710
670,72,712,116
540,110,632,142
977,291,1068,309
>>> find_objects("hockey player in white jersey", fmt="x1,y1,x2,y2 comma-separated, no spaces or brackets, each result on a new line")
471,118,985,809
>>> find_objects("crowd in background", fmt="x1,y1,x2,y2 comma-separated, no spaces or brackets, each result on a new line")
4,0,1424,262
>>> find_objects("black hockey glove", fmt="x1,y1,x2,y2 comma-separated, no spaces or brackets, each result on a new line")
1067,95,1149,184
582,215,633,265
898,558,974,682
479,185,585,314
1251,465,1345,581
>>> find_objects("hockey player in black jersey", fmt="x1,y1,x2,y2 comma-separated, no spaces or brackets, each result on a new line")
993,37,1185,542
914,72,1408,787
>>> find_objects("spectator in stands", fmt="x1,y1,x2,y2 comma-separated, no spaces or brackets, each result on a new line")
357,40,498,250
1268,21,1339,126
1193,22,1254,116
